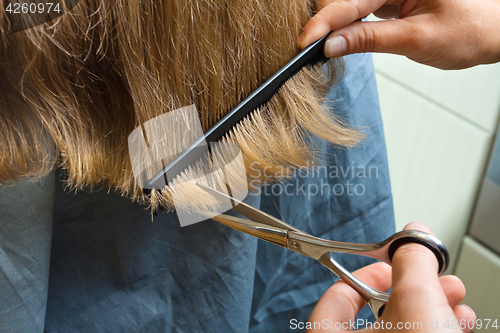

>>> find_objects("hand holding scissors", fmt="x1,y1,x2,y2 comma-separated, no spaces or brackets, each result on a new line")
197,183,449,319
308,222,475,332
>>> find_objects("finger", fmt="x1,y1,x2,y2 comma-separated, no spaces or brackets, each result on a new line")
300,0,389,49
308,262,392,327
322,18,427,58
316,0,335,11
404,221,434,235
453,304,476,333
389,223,449,309
394,222,440,281
439,275,466,307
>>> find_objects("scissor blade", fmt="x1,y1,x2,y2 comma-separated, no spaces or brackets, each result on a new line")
212,214,287,247
196,183,302,233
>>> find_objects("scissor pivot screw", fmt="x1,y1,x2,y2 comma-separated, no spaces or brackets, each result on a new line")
291,241,299,249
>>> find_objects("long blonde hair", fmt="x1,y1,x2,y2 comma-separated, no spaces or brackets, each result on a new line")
0,0,362,211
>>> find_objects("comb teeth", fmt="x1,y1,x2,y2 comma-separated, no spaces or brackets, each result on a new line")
142,62,363,215
144,34,330,188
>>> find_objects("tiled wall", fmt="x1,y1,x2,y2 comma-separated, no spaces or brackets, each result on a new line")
455,236,500,332
372,53,500,271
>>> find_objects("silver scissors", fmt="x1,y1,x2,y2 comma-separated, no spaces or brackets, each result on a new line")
197,183,449,319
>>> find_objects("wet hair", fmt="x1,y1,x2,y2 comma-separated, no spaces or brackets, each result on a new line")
0,0,362,211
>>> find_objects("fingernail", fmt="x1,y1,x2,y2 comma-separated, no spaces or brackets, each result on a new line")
324,35,347,58
298,33,306,47
464,304,476,319
404,222,431,233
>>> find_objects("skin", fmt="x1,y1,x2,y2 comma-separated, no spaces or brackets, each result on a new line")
307,222,476,332
299,0,500,69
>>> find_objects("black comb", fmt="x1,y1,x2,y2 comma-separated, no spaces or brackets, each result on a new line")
145,33,330,189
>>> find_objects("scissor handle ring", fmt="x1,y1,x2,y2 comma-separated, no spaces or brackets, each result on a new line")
387,231,449,275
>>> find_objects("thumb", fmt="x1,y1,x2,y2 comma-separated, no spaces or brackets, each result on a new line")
324,19,423,58
386,223,449,315
392,222,441,283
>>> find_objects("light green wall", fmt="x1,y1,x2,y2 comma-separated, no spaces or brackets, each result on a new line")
455,236,500,330
372,53,500,271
